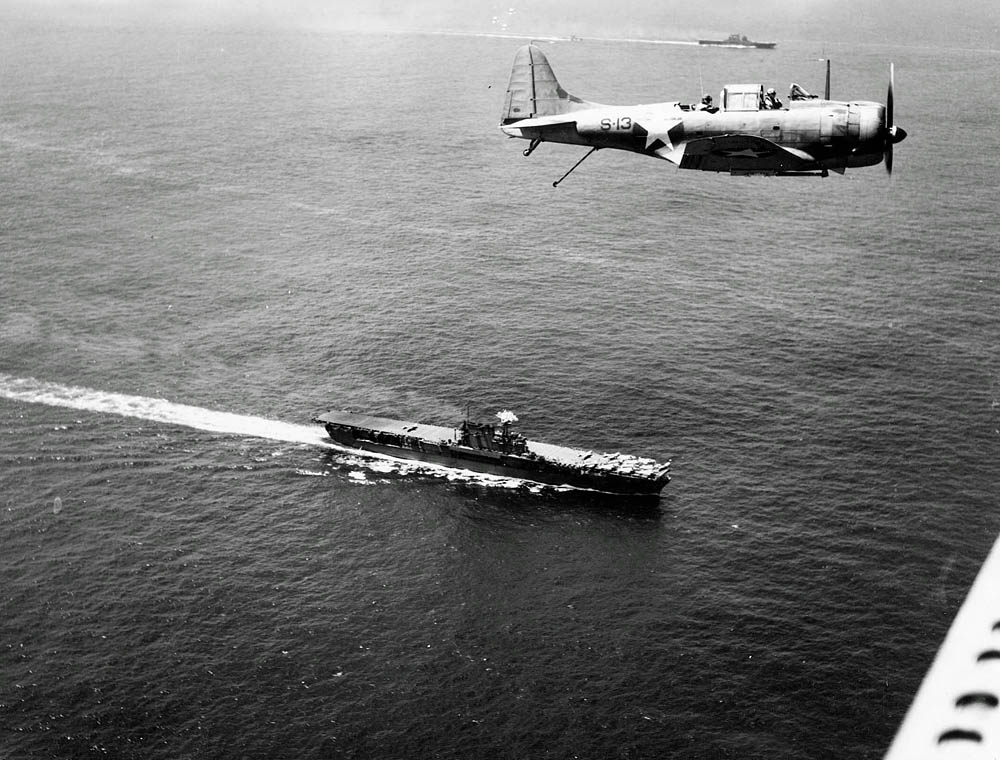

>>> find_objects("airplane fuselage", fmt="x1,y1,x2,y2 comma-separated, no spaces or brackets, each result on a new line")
502,99,889,174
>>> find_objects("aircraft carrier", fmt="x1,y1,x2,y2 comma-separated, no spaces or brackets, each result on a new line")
314,409,671,499
698,33,776,49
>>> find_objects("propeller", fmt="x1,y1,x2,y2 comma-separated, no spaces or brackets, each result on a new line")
885,63,907,174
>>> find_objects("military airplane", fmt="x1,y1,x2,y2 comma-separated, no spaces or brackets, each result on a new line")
499,44,907,184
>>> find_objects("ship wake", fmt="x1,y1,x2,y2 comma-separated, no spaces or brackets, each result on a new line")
0,374,553,495
0,373,330,447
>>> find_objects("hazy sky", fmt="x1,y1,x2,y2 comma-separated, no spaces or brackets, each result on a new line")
2,0,998,49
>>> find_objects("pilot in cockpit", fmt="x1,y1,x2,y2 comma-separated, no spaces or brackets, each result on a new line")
697,94,718,113
763,87,783,110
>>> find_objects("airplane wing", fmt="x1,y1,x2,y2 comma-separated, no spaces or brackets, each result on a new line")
672,134,817,174
884,533,1000,759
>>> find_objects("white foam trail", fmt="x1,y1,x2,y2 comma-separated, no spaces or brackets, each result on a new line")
0,374,551,493
0,373,331,447
424,30,699,46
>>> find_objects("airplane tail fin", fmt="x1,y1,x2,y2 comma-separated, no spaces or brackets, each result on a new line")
500,44,595,125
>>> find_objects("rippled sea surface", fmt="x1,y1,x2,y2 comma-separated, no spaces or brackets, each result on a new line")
2,18,1000,760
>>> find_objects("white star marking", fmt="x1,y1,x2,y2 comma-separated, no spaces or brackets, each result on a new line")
720,147,774,158
637,116,682,152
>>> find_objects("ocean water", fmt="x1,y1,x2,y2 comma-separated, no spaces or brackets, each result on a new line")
2,18,1000,760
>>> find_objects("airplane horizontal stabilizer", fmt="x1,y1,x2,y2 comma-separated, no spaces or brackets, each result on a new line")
499,114,586,147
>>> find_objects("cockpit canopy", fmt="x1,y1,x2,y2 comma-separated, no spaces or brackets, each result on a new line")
720,84,766,111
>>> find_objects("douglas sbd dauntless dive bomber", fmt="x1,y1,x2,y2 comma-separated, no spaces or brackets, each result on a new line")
499,44,907,182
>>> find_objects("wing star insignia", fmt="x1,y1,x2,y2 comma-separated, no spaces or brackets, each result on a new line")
719,147,776,158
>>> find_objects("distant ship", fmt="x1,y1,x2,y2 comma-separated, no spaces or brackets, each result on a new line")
314,409,671,499
698,34,776,49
